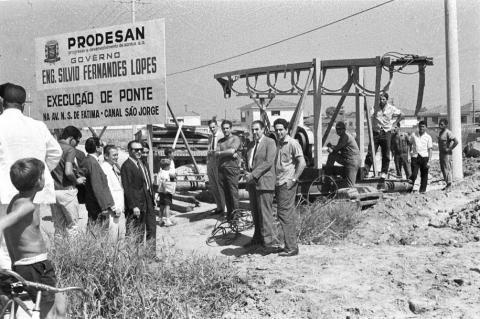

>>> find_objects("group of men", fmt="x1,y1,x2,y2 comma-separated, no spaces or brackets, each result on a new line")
207,118,306,256
0,83,161,270
325,92,459,192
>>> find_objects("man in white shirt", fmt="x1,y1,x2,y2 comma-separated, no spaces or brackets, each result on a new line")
101,145,126,241
0,83,62,269
409,121,433,193
364,92,403,178
206,119,225,215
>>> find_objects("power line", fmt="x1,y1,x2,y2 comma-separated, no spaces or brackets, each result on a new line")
167,0,396,77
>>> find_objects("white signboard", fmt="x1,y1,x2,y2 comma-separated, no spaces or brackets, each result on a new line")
34,19,166,129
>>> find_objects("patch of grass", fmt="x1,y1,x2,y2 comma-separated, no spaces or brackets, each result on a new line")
49,224,245,318
296,200,360,245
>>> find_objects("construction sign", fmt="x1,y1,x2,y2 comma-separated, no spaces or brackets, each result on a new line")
34,19,166,128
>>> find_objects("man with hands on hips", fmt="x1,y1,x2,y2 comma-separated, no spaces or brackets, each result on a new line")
273,118,306,257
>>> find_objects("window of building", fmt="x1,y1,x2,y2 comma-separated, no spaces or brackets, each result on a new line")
431,116,438,124
271,110,280,116
461,116,467,123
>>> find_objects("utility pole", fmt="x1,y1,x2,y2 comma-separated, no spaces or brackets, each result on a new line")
444,0,463,180
472,84,475,124
131,0,137,137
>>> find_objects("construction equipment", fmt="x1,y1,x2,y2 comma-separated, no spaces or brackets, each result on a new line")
214,53,433,204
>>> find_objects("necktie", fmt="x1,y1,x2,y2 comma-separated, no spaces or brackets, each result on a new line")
249,141,258,170
138,161,150,190
112,166,120,182
211,134,216,151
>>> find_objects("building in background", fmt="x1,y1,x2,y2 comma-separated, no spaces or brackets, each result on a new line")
167,110,201,126
239,99,303,130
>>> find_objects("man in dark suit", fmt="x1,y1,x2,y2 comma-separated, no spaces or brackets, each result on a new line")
81,137,115,221
244,120,280,254
120,140,156,240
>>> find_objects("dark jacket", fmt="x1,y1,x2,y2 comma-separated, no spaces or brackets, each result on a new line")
120,158,153,213
81,154,114,220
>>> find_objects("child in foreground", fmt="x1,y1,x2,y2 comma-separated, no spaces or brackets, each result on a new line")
156,158,176,227
0,158,66,319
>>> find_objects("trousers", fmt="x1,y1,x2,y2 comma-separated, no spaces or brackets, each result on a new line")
364,130,392,174
439,153,453,185
218,166,240,216
410,155,429,193
248,185,278,247
207,158,225,212
275,183,298,251
393,153,411,179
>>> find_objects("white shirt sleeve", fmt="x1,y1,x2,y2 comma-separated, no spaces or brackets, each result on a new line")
42,123,62,171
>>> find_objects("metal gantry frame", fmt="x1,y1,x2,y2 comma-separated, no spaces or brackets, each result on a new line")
214,55,432,177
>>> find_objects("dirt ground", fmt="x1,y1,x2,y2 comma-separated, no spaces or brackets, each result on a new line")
159,158,480,319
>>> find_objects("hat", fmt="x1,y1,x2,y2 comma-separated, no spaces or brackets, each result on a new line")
0,83,26,104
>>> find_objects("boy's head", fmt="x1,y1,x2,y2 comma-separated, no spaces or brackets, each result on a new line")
160,158,171,170
164,147,174,159
10,158,45,192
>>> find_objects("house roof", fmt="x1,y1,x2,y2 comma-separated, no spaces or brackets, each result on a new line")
238,99,297,111
417,103,475,116
170,110,201,117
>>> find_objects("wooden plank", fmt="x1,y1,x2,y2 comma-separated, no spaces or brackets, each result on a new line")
321,74,354,146
289,67,314,137
170,200,194,213
313,58,323,168
214,61,313,79
172,194,200,206
167,102,200,174
321,57,379,69
355,67,365,164
238,200,250,210
364,97,377,177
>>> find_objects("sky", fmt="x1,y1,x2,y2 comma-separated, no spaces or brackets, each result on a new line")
0,0,479,121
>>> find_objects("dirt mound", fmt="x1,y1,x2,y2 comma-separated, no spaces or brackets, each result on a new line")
348,159,480,247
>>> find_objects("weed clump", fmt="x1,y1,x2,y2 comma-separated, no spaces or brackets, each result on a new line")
50,224,245,318
296,200,360,245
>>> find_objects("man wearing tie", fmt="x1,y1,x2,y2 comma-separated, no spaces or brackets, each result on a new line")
244,121,280,254
101,144,126,241
121,140,156,240
206,119,225,215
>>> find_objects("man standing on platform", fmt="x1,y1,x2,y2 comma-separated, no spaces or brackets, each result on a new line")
0,82,62,269
207,119,225,215
121,140,156,240
274,118,306,257
244,121,280,254
364,92,403,178
438,119,458,191
215,120,241,221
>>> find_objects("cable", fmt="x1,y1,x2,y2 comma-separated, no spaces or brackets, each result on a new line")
167,0,396,77
206,209,254,246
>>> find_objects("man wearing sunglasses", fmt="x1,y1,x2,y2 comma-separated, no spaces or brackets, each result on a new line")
120,140,156,240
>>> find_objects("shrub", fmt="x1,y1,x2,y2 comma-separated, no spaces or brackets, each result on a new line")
49,224,245,318
296,199,360,245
